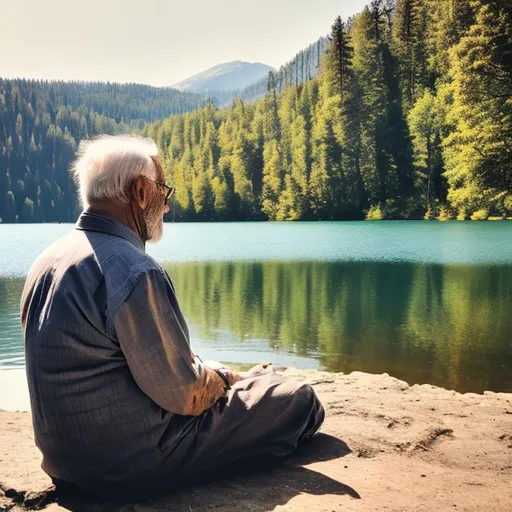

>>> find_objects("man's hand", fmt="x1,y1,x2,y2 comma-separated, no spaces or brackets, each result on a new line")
199,359,272,386
225,369,244,386
200,360,243,386
239,362,274,379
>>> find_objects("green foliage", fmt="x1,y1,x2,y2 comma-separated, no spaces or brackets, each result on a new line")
392,0,428,109
443,0,512,218
425,0,476,80
261,139,283,220
142,0,510,222
470,209,489,221
2,0,510,222
366,206,384,220
437,205,454,221
0,79,205,223
408,89,446,208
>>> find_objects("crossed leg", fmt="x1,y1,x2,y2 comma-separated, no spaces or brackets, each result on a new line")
178,372,325,478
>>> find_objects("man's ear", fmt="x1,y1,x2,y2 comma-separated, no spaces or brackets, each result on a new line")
133,176,149,210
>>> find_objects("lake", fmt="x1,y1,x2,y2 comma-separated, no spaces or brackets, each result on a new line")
1,221,511,395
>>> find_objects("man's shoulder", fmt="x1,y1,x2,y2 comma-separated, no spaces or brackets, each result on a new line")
23,227,166,335
81,230,166,333
103,238,165,295
27,230,91,281
29,228,160,278
28,227,163,300
93,231,160,275
58,227,155,275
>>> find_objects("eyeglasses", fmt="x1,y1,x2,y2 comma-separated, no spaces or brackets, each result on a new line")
143,177,175,204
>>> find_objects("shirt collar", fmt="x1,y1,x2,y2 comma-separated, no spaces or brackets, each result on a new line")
75,210,145,252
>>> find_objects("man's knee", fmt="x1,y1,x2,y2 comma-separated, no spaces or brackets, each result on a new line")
287,382,324,439
291,382,324,415
295,382,319,402
294,382,314,400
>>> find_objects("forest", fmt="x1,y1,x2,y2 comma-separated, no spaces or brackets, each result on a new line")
0,81,204,222
1,0,511,222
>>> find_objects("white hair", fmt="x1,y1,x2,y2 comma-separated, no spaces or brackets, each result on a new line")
72,135,159,207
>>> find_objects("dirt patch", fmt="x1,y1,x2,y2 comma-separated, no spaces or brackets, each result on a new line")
1,369,511,511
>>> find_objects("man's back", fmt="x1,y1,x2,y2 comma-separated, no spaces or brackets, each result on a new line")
21,212,196,491
20,137,324,501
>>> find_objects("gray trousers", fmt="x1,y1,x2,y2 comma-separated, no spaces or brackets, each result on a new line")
55,374,325,502
180,373,325,477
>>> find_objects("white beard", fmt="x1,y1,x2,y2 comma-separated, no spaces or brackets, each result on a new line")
146,213,164,244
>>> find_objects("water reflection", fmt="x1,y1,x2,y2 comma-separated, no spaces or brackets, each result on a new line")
1,261,511,393
164,261,512,394
0,279,25,366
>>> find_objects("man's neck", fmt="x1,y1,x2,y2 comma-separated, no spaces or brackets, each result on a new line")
86,201,145,244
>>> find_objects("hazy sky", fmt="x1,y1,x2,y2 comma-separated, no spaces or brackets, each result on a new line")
2,0,369,87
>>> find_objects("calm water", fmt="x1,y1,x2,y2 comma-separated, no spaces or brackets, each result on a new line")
1,221,511,393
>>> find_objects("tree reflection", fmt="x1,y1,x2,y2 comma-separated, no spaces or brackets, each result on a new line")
165,261,512,393
0,261,510,393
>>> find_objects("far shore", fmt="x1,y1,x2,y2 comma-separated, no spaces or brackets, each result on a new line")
1,217,512,225
1,368,511,511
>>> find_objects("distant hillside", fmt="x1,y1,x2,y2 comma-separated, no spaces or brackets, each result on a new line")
204,37,330,106
237,36,329,104
173,61,275,93
7,80,205,126
0,79,206,223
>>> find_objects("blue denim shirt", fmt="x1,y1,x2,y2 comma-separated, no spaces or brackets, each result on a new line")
21,211,201,493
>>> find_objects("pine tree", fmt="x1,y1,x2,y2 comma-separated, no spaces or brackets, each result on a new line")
260,85,284,220
328,17,353,103
443,0,512,218
350,6,390,215
425,0,476,82
392,0,428,109
261,139,283,220
408,90,446,213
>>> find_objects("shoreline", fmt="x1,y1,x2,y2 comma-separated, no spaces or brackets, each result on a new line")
2,365,511,413
1,218,512,225
1,368,511,511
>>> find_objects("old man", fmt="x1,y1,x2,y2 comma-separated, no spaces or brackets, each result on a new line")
20,135,324,501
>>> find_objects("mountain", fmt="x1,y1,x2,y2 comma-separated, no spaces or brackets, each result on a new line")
238,36,329,104
173,61,275,93
174,37,329,107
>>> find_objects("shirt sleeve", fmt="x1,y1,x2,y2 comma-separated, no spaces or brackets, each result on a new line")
114,269,201,414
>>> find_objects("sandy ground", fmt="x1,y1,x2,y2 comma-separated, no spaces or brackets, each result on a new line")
1,369,511,512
